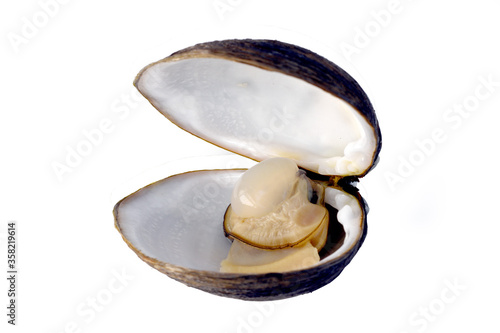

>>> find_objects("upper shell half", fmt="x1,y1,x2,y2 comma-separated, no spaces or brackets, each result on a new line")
115,39,381,300
134,39,381,177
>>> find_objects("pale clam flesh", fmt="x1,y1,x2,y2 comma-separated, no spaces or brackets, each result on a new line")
221,157,330,273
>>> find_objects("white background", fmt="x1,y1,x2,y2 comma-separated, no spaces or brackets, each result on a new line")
1,0,499,332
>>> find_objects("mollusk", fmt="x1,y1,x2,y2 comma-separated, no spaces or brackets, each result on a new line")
114,39,381,300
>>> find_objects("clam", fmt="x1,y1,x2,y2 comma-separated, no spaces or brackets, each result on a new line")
114,39,381,300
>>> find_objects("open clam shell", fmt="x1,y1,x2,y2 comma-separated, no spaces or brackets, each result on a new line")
114,169,367,300
115,39,380,300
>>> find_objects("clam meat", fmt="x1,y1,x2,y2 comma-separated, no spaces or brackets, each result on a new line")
221,157,329,273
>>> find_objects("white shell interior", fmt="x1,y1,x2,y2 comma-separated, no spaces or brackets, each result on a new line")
323,187,363,261
136,58,377,176
116,170,364,272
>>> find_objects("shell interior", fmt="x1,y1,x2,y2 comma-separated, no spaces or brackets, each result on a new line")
114,170,363,273
136,57,377,176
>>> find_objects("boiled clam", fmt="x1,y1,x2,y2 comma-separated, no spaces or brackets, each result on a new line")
221,157,330,273
224,157,329,250
114,39,381,300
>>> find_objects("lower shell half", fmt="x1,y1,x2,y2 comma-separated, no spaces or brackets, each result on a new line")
114,169,368,301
